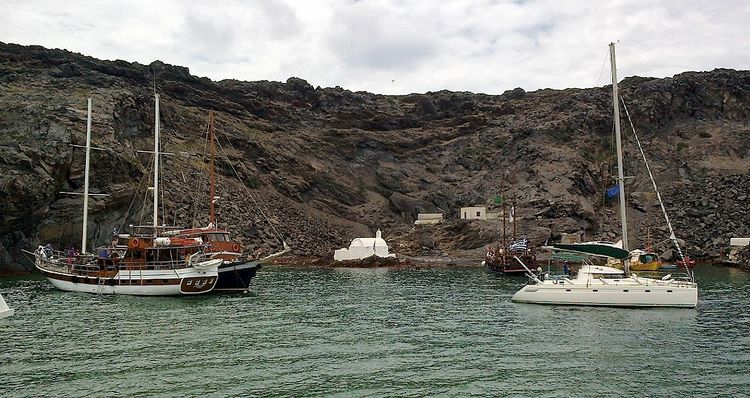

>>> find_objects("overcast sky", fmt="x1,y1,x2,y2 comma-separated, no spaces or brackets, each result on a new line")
1,0,748,94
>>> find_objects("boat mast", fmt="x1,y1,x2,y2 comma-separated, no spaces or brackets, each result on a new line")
512,179,517,240
501,179,507,260
610,43,629,253
209,111,216,226
81,97,92,254
153,94,160,233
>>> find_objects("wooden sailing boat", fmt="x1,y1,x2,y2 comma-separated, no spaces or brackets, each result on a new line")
512,43,698,307
32,96,222,295
483,179,536,275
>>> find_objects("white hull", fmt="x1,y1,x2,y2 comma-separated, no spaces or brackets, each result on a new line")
512,283,697,308
48,278,181,295
38,261,221,296
0,293,13,318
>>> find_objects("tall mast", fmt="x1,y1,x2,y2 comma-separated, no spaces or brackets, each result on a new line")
209,111,216,226
512,179,517,240
153,94,160,232
610,42,629,270
501,179,507,259
81,98,92,254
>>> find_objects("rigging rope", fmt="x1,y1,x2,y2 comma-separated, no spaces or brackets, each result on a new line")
212,125,287,246
620,97,693,281
595,47,610,87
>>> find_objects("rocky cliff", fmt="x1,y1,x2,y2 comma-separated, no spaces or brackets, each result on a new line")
1,42,749,273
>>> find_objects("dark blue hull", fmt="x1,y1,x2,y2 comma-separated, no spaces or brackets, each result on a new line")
215,261,261,292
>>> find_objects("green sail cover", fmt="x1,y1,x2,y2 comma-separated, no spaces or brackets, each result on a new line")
552,242,630,260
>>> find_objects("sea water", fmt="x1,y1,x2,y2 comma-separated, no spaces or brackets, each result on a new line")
1,265,748,397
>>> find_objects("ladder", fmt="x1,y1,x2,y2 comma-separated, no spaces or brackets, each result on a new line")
96,276,107,295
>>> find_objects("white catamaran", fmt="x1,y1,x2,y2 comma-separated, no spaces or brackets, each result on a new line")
511,43,698,308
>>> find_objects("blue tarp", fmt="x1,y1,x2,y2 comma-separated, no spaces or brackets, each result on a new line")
606,185,620,198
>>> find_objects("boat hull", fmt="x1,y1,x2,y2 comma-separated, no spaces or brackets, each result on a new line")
512,283,698,308
484,262,528,276
215,261,261,292
37,265,219,296
0,293,12,319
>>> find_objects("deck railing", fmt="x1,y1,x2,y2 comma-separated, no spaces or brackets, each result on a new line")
35,247,203,277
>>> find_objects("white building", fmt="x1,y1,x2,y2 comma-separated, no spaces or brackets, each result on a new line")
730,238,750,246
460,206,487,220
334,229,396,261
414,213,444,225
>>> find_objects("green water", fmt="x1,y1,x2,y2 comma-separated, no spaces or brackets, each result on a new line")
1,265,749,397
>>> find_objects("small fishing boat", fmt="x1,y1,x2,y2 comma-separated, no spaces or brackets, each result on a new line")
606,248,662,271
0,293,14,318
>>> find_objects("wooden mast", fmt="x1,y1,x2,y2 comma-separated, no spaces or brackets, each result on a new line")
501,177,507,263
209,111,216,226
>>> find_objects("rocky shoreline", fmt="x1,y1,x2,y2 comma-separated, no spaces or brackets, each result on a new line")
1,42,750,275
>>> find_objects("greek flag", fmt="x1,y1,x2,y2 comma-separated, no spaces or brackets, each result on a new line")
508,237,528,252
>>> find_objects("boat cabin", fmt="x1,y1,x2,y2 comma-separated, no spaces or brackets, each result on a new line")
576,265,625,280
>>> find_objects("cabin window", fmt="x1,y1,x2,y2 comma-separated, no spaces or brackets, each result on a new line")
623,289,629,292
593,289,598,292
565,289,571,292
207,233,228,242
645,290,651,292
667,290,673,293
476,211,481,217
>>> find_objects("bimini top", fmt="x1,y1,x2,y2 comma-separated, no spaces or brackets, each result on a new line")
552,241,630,260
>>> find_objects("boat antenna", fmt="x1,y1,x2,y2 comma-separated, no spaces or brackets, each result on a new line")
609,42,630,275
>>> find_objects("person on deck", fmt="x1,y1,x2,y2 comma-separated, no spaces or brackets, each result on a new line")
563,261,570,275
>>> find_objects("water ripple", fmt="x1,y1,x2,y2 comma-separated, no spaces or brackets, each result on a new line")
1,266,749,397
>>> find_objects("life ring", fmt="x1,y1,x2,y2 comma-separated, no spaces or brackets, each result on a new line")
232,243,240,252
129,238,140,248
